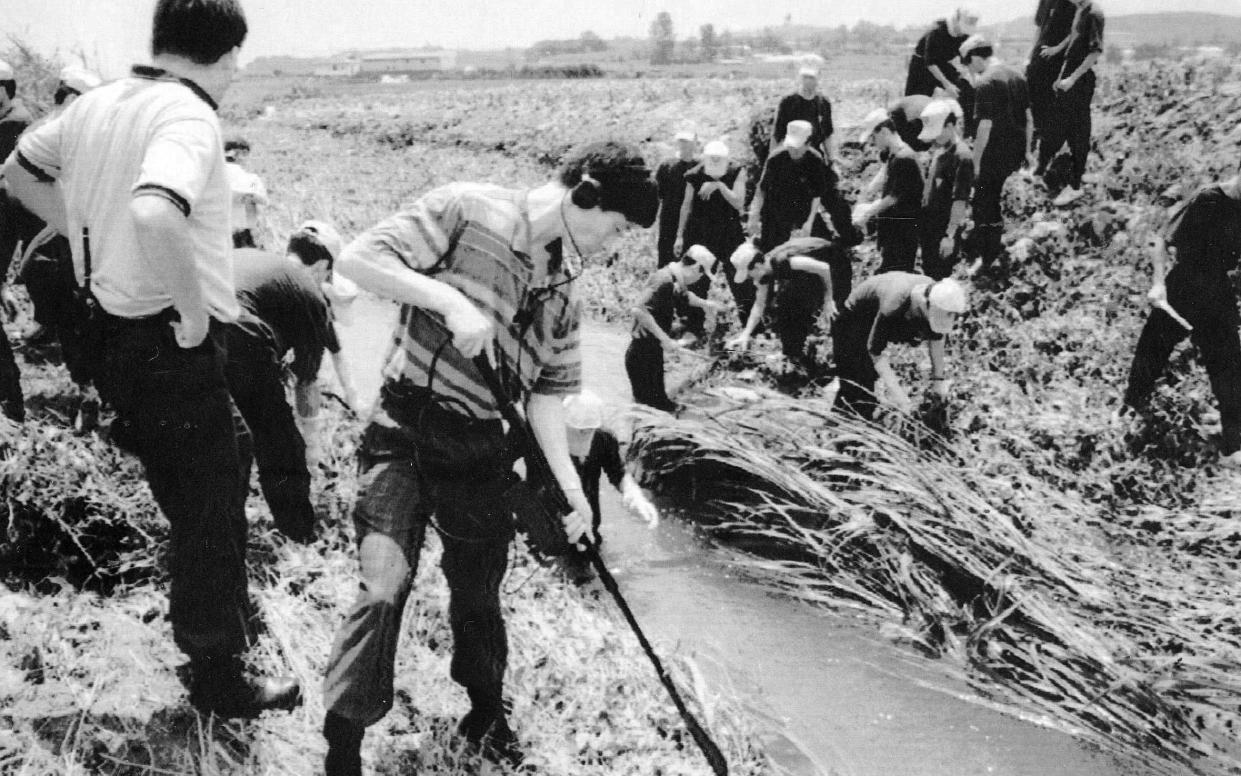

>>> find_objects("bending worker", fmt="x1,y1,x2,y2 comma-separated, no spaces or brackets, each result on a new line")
832,273,968,419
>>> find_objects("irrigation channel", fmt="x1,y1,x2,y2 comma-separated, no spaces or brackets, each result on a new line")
338,296,1136,776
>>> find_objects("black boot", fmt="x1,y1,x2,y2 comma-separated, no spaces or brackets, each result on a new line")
188,656,302,719
458,688,525,768
324,711,364,776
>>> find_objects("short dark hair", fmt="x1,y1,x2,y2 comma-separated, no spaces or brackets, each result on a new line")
152,0,248,65
558,140,658,228
873,118,897,137
224,137,250,154
0,81,14,100
53,86,76,105
287,231,334,271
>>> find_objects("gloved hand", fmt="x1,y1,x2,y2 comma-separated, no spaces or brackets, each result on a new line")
562,488,596,549
620,478,659,528
295,413,324,468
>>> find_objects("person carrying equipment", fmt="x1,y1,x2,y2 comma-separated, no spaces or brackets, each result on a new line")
832,274,968,419
1122,172,1241,468
726,237,839,372
917,99,974,280
319,139,659,775
626,245,725,412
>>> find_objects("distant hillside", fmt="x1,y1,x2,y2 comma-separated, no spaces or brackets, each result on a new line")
988,11,1241,47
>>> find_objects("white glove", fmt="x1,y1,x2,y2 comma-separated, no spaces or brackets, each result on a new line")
621,479,659,528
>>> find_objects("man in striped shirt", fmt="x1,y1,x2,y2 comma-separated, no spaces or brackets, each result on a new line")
322,140,657,775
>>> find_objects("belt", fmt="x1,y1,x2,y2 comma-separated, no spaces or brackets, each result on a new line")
101,307,178,329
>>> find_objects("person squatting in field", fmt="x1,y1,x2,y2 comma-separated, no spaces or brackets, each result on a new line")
555,390,660,583
4,0,303,718
319,140,659,775
626,245,725,412
224,221,349,544
674,139,747,332
960,34,1032,274
726,237,841,373
917,99,975,281
854,109,925,275
1036,0,1104,207
1122,169,1241,468
832,274,968,420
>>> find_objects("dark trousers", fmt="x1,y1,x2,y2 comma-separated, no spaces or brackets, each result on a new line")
1026,58,1059,160
1124,275,1241,455
323,386,516,726
970,169,1014,266
876,218,921,274
224,326,315,542
772,274,825,366
683,220,745,333
23,248,98,387
232,229,257,250
920,221,963,280
1038,72,1095,188
832,310,880,420
98,313,255,661
625,336,675,411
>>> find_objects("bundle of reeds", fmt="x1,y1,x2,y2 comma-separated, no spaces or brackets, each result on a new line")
630,387,1241,774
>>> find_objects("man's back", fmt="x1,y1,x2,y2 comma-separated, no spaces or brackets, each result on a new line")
19,69,235,321
232,249,339,381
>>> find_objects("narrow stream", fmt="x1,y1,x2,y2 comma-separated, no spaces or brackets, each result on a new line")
336,296,1138,776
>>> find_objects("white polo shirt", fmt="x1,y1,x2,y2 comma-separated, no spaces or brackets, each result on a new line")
16,65,239,322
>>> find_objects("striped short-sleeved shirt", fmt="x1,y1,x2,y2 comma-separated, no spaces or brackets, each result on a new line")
348,182,581,420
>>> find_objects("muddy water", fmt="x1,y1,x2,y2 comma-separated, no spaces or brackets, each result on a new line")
335,297,1136,776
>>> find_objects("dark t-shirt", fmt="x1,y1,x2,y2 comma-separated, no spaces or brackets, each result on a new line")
907,20,969,97
1165,186,1241,280
1035,0,1077,49
231,249,341,382
1062,3,1105,77
772,93,834,155
923,140,975,230
760,237,833,286
842,272,942,356
0,101,33,164
880,146,924,222
758,148,830,229
974,65,1030,174
632,265,685,339
573,429,626,522
656,157,697,234
684,163,743,228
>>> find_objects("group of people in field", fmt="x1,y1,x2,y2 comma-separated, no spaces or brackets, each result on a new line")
1,0,1239,775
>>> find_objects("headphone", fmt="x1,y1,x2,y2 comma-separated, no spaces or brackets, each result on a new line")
570,173,601,210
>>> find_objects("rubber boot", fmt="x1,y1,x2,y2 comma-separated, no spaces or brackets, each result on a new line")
458,687,525,769
188,655,302,719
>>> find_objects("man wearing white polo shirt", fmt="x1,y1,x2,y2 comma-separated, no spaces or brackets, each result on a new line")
3,0,300,718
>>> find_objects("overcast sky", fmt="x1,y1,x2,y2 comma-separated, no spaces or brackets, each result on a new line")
4,0,1240,77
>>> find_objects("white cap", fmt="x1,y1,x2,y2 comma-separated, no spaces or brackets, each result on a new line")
927,279,968,334
564,390,605,429
297,219,344,262
783,120,813,149
917,98,964,142
59,66,101,94
954,6,981,35
0,61,14,81
959,34,992,61
684,244,717,272
674,128,697,142
702,140,729,158
797,65,819,78
730,241,762,285
857,108,891,143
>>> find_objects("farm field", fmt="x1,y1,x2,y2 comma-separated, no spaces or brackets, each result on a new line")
4,54,1241,776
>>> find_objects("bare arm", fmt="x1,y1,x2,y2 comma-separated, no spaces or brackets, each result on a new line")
2,159,67,235
527,392,585,497
738,282,770,339
927,338,947,379
675,182,693,244
926,64,960,94
973,119,993,176
338,248,471,319
631,305,676,346
719,168,747,212
330,348,359,412
748,188,765,233
788,255,836,317
294,379,321,418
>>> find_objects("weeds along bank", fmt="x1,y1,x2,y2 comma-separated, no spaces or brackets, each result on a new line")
630,59,1241,775
0,359,769,774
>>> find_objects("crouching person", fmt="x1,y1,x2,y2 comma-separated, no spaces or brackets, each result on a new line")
321,140,658,775
225,221,347,543
626,245,724,412
726,237,838,372
558,390,659,583
832,274,967,419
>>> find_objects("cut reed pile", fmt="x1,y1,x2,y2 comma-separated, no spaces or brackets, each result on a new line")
630,388,1241,775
